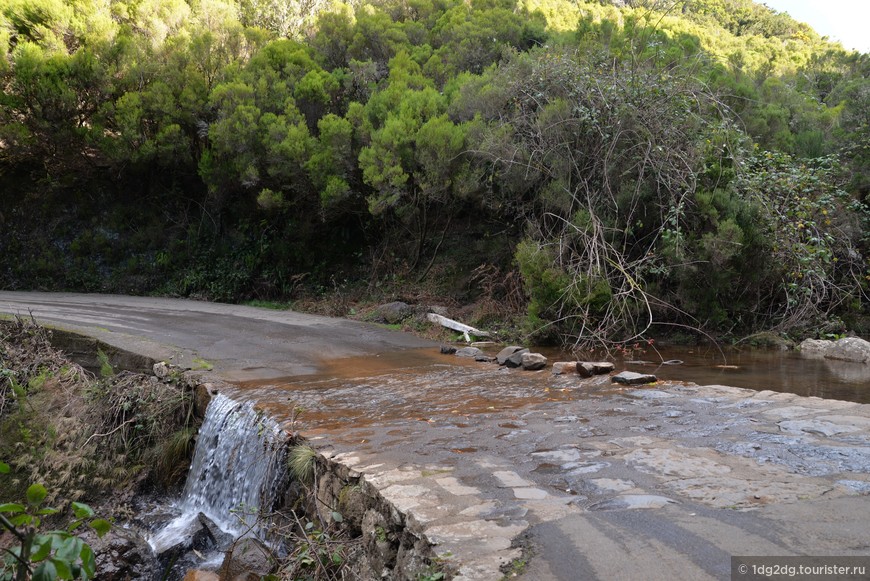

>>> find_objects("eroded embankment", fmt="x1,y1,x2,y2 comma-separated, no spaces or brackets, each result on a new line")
0,319,198,578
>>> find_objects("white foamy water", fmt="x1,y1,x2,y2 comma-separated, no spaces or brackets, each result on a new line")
149,393,287,552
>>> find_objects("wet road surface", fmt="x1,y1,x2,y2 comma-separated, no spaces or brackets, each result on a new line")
0,291,433,380
2,292,869,580
232,356,870,580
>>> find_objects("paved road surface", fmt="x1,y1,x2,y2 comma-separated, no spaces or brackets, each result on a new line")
0,291,434,381
2,292,869,580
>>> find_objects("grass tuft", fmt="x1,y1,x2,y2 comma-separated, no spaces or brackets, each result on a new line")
288,444,317,485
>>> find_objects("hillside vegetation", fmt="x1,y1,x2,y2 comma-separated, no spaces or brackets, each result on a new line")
0,0,868,347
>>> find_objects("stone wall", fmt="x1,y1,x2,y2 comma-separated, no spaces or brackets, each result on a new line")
48,328,158,374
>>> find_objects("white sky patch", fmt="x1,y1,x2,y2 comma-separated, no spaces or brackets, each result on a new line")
762,0,870,53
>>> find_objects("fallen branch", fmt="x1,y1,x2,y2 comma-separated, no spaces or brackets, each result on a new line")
426,313,491,343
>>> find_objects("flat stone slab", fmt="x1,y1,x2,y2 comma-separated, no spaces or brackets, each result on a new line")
612,371,658,385
437,477,481,496
493,471,534,488
588,478,635,492
778,419,863,437
513,487,548,500
624,389,675,399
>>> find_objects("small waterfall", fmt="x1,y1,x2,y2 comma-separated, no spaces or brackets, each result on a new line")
149,392,288,552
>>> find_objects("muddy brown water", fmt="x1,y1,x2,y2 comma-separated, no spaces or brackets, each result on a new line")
603,344,870,403
235,350,581,432
230,344,870,433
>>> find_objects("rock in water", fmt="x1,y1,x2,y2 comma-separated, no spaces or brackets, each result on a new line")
504,349,530,368
455,346,484,358
799,339,833,359
578,362,615,377
220,537,273,580
589,361,615,374
496,346,526,365
827,337,870,364
521,352,548,371
611,371,657,385
800,337,870,364
552,362,578,375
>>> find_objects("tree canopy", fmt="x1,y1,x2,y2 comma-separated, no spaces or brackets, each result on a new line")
1,0,868,345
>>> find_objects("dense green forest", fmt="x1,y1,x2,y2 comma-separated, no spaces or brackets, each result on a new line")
0,0,868,347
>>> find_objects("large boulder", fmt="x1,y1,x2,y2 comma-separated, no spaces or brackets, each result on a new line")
220,537,274,580
826,337,870,364
521,353,547,371
373,301,414,324
800,337,870,364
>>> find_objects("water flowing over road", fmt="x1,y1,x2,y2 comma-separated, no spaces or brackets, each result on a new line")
2,292,869,580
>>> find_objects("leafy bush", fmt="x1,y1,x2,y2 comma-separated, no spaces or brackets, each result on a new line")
0,469,110,581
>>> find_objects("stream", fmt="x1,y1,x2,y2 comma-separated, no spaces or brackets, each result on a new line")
600,344,870,403
231,344,870,435
608,346,870,403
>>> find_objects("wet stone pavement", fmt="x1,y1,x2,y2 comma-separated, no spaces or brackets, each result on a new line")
3,294,865,579
230,351,870,580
